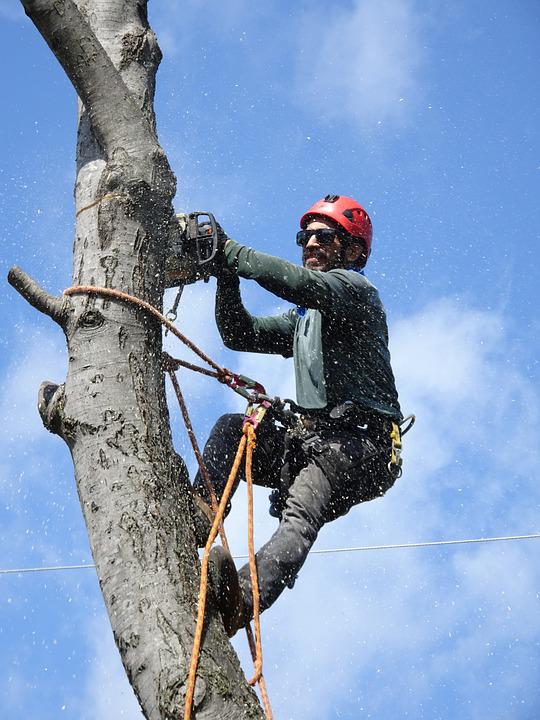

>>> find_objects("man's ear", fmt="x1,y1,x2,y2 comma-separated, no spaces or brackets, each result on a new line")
345,240,367,268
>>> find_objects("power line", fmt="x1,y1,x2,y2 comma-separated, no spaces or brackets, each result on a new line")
1,533,539,576
234,532,540,559
0,563,94,576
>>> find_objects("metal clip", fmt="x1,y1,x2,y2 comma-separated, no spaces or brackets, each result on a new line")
164,284,185,335
400,414,416,436
225,373,272,404
243,399,272,431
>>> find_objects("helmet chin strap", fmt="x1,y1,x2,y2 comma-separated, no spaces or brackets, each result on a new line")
338,239,366,271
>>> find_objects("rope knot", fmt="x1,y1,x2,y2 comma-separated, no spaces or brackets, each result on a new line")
217,370,233,385
161,351,176,373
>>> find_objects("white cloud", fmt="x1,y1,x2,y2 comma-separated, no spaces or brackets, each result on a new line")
163,280,238,475
164,281,221,358
295,0,425,128
151,0,427,130
149,0,253,58
390,299,540,524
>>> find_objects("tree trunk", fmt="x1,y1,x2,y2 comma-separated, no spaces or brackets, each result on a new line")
8,1,264,718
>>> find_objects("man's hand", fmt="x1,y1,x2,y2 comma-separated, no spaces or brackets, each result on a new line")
197,218,230,278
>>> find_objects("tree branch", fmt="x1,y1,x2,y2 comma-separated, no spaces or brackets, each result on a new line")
20,0,161,169
7,266,66,325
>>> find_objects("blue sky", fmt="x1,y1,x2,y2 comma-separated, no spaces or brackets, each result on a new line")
1,1,540,718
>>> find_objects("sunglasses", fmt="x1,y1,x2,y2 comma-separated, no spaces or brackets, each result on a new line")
296,228,341,247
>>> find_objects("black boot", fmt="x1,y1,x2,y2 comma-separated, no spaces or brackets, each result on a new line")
208,546,246,637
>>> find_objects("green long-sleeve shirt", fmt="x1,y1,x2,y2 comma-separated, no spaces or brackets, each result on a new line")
216,239,402,418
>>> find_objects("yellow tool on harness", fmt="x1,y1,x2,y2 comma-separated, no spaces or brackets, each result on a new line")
389,415,415,477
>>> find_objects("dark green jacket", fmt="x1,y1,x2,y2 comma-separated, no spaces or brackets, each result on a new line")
216,239,402,419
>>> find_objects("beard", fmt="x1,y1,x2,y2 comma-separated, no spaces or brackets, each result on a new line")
302,247,347,272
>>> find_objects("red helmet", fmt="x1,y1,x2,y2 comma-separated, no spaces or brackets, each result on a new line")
300,194,373,260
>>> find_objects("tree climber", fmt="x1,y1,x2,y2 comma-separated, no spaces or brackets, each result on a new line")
181,195,403,636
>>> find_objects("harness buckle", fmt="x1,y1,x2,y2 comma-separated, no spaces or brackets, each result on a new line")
300,432,326,455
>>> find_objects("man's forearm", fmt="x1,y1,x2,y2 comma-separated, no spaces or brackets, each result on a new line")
215,272,258,351
223,239,332,310
215,270,296,356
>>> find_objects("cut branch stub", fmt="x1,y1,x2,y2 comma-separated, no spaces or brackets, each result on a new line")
38,381,65,437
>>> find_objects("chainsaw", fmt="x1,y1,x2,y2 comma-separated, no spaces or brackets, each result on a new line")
164,211,220,325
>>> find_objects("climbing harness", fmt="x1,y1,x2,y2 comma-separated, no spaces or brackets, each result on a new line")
64,285,273,720
275,400,415,481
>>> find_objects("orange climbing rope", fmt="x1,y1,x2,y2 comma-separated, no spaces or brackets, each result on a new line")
170,370,272,719
245,424,264,687
183,431,248,718
166,364,272,718
64,285,273,719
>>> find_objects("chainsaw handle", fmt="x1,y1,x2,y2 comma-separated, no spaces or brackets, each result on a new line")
186,211,220,268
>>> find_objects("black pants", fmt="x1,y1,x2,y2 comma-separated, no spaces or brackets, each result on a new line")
194,411,398,619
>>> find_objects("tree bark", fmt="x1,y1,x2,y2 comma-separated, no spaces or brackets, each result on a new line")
9,1,264,718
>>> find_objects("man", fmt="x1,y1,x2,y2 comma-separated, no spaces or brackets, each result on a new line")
193,194,403,636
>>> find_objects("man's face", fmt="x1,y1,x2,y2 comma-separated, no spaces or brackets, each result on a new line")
301,219,347,272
